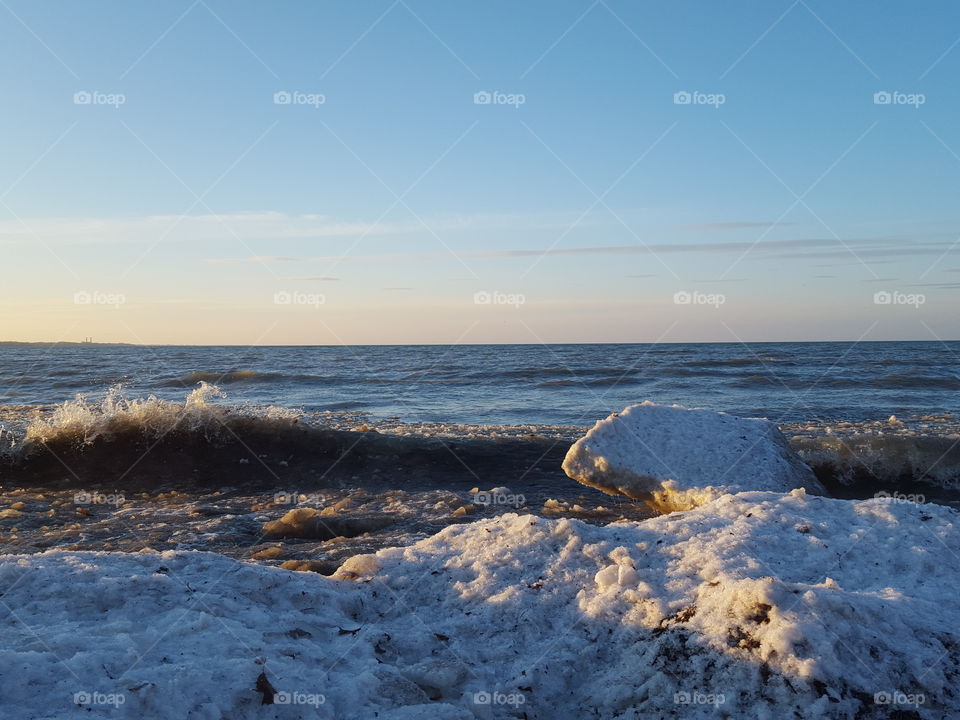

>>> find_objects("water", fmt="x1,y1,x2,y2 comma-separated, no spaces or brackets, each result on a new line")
2,341,959,425
1,340,958,567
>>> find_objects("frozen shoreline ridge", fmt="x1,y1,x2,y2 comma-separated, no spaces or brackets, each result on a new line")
1,490,956,719
563,402,826,511
1,400,957,718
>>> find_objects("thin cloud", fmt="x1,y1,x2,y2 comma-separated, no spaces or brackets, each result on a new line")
208,256,304,264
203,234,960,267
282,275,341,281
0,210,613,246
677,221,797,231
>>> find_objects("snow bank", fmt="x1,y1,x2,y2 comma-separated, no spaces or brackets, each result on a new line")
564,402,824,510
1,491,956,719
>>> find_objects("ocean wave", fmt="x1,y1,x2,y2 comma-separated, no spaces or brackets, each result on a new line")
159,370,356,387
161,370,284,386
873,373,960,390
0,386,571,493
484,366,641,381
8,383,300,451
730,372,960,390
4,387,960,502
792,434,960,494
537,376,642,388
659,367,740,378
681,357,791,368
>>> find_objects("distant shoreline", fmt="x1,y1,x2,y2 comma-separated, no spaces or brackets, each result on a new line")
0,341,136,347
1,339,957,348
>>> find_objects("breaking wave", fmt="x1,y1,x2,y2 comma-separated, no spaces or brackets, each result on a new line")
2,386,959,504
14,382,299,451
792,434,960,494
0,385,572,494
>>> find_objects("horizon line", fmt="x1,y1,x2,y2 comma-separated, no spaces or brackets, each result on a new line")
1,338,956,348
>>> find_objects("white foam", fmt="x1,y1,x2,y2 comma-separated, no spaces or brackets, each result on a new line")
19,383,299,450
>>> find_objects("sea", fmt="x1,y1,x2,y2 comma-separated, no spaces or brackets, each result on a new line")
1,340,958,570
3,340,960,425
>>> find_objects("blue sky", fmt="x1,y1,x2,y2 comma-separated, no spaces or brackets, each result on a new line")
3,0,960,344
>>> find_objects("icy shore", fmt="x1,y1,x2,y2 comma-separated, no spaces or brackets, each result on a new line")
1,489,956,719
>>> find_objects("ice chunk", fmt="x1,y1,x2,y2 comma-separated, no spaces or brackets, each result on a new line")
563,401,823,511
262,508,393,539
332,553,379,580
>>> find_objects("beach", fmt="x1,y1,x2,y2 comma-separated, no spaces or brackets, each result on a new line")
0,343,958,717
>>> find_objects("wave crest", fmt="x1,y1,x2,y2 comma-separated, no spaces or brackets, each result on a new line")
18,382,299,451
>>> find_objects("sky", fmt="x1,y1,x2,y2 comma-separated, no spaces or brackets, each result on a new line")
3,0,960,345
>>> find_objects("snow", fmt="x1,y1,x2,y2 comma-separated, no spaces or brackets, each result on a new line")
1,490,957,719
563,401,825,510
